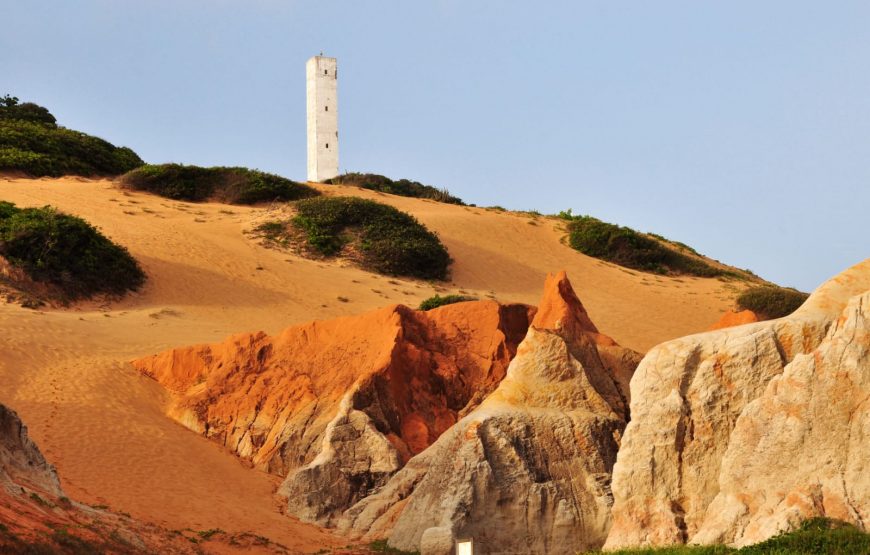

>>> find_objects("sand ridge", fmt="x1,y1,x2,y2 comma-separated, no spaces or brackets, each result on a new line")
0,175,744,551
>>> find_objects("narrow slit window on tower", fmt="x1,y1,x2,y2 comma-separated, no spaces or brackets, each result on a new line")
325,143,329,149
324,69,328,75
325,106,328,111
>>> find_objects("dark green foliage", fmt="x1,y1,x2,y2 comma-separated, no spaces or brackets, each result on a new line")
0,202,145,299
49,528,102,555
197,528,224,540
419,294,477,311
585,519,870,555
292,196,451,280
369,538,421,555
0,96,142,177
564,215,723,277
736,285,809,319
741,517,870,554
325,172,464,205
1,95,56,126
119,164,319,204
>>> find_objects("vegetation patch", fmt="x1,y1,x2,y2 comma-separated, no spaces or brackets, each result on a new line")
0,201,145,300
0,94,143,177
369,538,420,555
255,197,451,280
585,518,870,554
419,294,477,311
325,172,463,205
119,163,319,204
736,285,809,319
560,212,746,278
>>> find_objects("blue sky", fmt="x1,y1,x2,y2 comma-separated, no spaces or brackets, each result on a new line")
3,1,868,291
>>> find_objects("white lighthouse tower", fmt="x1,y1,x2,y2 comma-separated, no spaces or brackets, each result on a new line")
306,54,339,182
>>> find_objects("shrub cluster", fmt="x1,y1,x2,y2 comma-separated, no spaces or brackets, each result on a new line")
119,164,319,204
0,201,145,299
0,94,56,125
325,173,464,205
593,518,870,554
418,294,477,311
291,196,450,280
564,215,724,277
0,95,143,177
736,285,808,319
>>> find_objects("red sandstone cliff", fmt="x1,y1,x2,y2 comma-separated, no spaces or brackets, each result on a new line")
133,300,535,524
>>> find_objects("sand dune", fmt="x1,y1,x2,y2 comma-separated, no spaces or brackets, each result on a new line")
0,175,745,551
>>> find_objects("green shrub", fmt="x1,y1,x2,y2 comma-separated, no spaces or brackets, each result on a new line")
564,215,723,277
325,173,463,205
419,294,477,311
584,518,870,554
119,164,318,204
0,96,143,177
369,538,420,555
740,517,870,554
736,286,808,319
286,196,450,280
0,95,57,126
0,202,145,299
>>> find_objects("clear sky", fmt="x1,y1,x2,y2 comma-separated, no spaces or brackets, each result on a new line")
3,1,868,291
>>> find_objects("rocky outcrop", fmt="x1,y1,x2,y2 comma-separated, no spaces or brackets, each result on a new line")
0,403,61,497
605,259,870,549
708,309,759,330
133,300,534,525
340,271,642,553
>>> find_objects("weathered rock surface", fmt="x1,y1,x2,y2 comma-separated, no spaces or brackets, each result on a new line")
693,287,870,546
605,259,870,549
133,300,534,525
0,403,61,497
340,271,642,553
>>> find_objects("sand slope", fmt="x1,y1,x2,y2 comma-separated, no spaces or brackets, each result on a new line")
0,175,746,551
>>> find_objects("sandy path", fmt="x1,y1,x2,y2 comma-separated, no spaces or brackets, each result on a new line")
0,176,743,551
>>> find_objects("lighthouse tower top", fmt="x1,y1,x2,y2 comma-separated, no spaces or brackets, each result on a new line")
306,55,338,183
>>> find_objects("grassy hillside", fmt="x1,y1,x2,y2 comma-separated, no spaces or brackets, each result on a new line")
0,95,143,177
560,212,754,279
325,172,463,205
256,196,451,280
120,163,319,204
0,201,144,301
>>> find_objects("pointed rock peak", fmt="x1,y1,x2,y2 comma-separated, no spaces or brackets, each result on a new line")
531,271,600,337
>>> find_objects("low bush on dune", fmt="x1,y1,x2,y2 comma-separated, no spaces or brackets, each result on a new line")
0,94,143,177
255,196,451,280
736,285,808,319
119,164,319,204
325,172,464,205
561,212,739,278
0,201,145,300
589,518,870,554
418,294,477,311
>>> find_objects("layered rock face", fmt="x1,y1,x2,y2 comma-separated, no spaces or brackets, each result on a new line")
133,300,534,525
605,259,870,549
340,272,642,553
0,403,62,498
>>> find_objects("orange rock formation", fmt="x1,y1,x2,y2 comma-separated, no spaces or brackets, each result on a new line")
708,309,760,330
133,300,534,523
342,271,642,553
